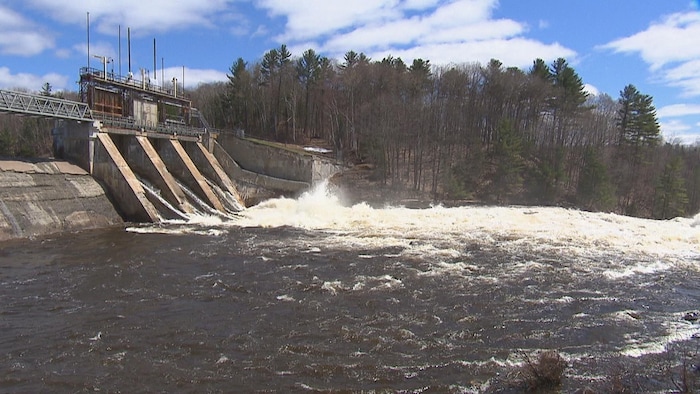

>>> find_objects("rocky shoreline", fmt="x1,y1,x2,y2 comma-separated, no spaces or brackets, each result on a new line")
329,163,442,208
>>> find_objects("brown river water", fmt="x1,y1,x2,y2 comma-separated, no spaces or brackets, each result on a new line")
2,183,700,392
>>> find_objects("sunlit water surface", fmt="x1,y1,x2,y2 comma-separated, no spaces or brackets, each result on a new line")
2,184,700,392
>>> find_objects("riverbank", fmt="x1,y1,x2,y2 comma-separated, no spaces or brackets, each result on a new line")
0,158,123,241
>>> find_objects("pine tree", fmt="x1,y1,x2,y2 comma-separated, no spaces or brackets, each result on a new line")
226,57,251,130
617,84,661,148
492,120,524,202
577,147,615,211
654,156,688,219
615,84,662,215
40,82,53,97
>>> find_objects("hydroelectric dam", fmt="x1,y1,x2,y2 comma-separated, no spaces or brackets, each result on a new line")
0,68,342,240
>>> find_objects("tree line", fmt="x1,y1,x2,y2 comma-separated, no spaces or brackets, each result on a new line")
0,84,67,159
190,45,697,219
1,48,697,219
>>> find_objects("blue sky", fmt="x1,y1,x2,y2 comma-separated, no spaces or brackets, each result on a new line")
1,0,699,143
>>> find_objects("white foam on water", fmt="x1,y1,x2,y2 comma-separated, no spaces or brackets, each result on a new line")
352,274,403,291
126,224,227,237
416,261,480,278
232,182,699,269
321,280,346,295
131,180,700,292
276,294,296,302
603,260,672,280
620,320,700,358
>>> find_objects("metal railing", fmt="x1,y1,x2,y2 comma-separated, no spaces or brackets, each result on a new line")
0,89,93,121
93,113,208,138
80,67,187,100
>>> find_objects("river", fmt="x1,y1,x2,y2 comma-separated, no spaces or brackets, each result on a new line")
1,184,699,392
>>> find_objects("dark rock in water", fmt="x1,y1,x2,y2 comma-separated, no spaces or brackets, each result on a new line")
626,311,642,320
683,311,700,322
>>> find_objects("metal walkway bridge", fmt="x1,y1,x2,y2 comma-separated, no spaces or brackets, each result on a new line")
0,89,216,138
0,89,93,121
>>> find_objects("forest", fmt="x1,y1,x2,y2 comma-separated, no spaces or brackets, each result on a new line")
1,47,698,220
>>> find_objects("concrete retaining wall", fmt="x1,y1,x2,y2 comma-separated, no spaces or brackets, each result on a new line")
217,133,344,186
0,159,123,241
212,141,310,205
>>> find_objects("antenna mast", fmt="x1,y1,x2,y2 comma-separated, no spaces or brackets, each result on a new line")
86,12,90,69
118,25,122,76
153,38,157,83
127,27,131,75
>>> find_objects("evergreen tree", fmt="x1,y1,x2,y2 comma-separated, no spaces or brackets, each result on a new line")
529,58,551,82
537,58,589,201
654,156,688,219
296,49,322,139
491,120,524,202
40,82,53,97
617,84,661,148
226,57,252,130
260,45,292,138
615,84,661,214
577,147,615,211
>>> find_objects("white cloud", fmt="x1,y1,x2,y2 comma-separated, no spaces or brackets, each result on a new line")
252,25,269,38
661,119,691,133
657,103,700,118
426,0,496,27
0,5,27,28
402,0,441,10
25,0,234,35
365,38,574,69
603,12,700,70
660,118,700,145
259,0,406,42
162,67,228,89
584,83,600,97
663,59,700,97
602,11,700,98
0,67,69,92
419,19,524,44
258,0,575,67
322,17,427,53
667,134,700,145
0,65,223,92
0,5,54,56
73,41,117,63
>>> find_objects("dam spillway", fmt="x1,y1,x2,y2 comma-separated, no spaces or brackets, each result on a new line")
1,68,343,238
52,119,233,222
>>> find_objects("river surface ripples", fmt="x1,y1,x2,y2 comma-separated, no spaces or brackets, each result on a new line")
1,185,700,392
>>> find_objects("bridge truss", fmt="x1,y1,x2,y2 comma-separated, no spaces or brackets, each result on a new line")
0,87,218,138
0,89,93,122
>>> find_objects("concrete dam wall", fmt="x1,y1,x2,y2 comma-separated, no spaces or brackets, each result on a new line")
0,159,123,241
1,120,343,241
215,134,343,205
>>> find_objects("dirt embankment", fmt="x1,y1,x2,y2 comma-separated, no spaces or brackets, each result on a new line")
0,159,123,241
